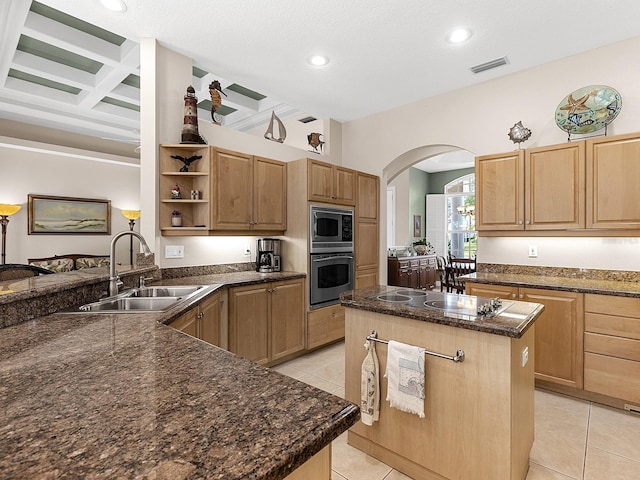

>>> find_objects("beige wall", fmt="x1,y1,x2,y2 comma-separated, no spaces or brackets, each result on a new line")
342,36,640,274
0,137,139,264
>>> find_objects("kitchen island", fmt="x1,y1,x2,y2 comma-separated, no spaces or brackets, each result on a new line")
341,285,544,480
0,271,359,479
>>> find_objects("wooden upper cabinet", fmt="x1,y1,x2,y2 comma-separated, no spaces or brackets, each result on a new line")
525,141,585,230
586,132,640,229
307,159,356,206
211,148,286,232
475,150,524,230
254,156,287,231
355,171,380,285
212,148,254,229
335,166,356,206
476,142,585,231
356,172,379,222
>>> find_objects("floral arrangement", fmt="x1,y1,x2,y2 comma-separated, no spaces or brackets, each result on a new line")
171,210,182,217
412,238,435,255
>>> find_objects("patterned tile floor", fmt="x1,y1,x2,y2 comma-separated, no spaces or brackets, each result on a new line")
272,341,640,480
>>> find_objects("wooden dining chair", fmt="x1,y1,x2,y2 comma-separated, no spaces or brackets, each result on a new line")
436,256,450,292
448,257,476,294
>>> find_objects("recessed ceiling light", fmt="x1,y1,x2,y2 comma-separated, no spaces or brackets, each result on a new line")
100,0,127,13
446,28,472,44
307,55,329,67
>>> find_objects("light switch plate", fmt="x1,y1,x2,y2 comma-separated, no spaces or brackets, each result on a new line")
165,245,184,258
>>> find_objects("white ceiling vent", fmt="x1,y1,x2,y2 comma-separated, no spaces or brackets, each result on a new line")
470,56,509,74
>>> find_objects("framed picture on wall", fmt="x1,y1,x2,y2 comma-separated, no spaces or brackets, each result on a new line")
413,214,421,238
28,194,111,234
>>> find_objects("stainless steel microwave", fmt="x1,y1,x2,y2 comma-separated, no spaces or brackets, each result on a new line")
309,205,354,253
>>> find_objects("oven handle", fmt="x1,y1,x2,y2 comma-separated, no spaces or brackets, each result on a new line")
312,255,354,263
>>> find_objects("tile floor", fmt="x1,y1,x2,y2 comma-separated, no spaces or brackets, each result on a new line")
272,341,640,480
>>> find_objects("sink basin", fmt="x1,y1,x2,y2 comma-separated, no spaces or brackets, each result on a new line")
65,284,222,314
80,296,180,312
127,286,203,297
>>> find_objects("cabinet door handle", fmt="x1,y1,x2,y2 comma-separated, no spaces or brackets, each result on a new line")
511,293,517,299
197,312,205,319
518,294,523,299
518,220,523,225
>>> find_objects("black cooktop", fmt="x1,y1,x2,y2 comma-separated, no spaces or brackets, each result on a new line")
371,288,512,319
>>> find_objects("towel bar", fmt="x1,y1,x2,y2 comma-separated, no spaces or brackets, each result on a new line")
366,330,465,363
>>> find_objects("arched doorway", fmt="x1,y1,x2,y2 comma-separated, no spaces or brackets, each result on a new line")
383,145,474,256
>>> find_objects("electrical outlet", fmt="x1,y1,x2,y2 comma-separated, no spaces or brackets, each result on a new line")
521,347,529,367
528,245,538,258
243,242,252,257
165,245,184,258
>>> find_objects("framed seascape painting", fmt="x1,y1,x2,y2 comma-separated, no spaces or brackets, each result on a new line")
28,194,111,235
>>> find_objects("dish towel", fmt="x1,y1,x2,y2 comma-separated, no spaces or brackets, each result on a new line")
360,338,380,425
385,340,426,418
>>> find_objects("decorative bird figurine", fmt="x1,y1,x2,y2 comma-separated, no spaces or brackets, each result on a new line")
170,154,202,172
508,121,532,149
307,132,325,152
209,80,227,125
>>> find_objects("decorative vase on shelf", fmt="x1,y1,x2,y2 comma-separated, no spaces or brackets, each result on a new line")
171,211,182,227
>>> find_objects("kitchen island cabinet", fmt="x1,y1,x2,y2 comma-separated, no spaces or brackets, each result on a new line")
341,286,544,480
466,283,584,389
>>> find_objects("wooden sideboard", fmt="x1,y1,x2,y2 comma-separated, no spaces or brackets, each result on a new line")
387,255,437,290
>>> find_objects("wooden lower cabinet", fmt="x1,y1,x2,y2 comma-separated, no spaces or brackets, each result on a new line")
466,283,584,389
228,278,304,365
307,304,345,350
169,291,222,347
583,294,640,404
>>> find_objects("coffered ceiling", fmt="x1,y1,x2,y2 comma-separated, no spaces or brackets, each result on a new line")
1,0,639,160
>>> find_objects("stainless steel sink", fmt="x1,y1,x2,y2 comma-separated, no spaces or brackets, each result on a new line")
80,296,180,312
127,286,203,297
67,284,221,314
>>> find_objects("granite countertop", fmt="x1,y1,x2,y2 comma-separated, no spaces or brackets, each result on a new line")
340,285,544,338
1,267,358,478
465,271,640,298
1,290,358,479
150,270,306,289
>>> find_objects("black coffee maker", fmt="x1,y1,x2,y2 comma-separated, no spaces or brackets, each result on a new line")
256,238,281,272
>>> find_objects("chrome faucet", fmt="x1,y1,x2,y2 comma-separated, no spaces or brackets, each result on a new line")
109,231,153,296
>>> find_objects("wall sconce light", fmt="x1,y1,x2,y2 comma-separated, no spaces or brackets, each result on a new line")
456,204,475,216
121,210,141,266
0,204,22,265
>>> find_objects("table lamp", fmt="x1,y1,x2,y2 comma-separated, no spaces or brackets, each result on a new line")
0,204,22,265
121,210,141,266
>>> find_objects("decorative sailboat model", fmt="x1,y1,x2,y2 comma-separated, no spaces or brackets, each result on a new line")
264,111,287,143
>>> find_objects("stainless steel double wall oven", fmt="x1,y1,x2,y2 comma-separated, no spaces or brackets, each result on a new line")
309,205,354,309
